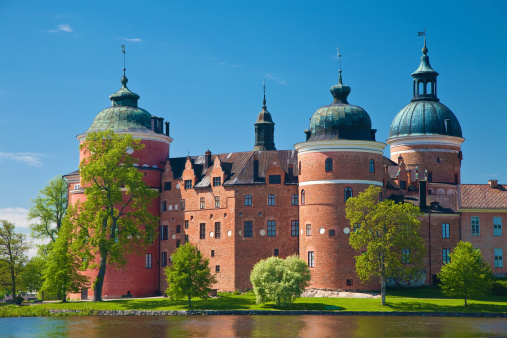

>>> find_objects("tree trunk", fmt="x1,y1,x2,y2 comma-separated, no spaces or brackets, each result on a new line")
93,249,108,302
464,296,467,307
188,293,191,307
62,291,67,303
10,265,16,302
381,276,386,306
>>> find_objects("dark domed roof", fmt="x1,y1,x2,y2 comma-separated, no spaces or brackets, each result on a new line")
389,101,462,138
85,75,155,134
307,72,376,142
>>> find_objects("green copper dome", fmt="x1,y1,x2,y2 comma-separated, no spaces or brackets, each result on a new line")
85,75,154,134
388,40,462,139
307,72,376,142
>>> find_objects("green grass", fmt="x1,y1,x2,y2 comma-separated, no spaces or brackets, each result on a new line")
28,290,506,315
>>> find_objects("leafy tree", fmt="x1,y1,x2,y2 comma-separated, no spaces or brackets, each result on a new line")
28,176,68,243
250,255,311,307
438,241,493,307
42,212,89,302
19,255,46,296
0,220,29,299
346,186,425,305
71,130,158,302
165,242,217,307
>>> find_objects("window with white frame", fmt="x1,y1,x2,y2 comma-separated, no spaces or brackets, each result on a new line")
494,248,503,268
494,217,502,236
471,216,480,236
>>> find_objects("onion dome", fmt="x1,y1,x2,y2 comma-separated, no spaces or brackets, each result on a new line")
306,71,376,142
85,75,153,134
388,39,462,139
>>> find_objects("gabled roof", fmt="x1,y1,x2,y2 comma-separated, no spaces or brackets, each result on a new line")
168,150,298,188
459,184,507,209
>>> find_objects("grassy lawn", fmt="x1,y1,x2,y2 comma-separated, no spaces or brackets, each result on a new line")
1,288,505,317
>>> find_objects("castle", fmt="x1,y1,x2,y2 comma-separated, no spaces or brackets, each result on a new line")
66,40,506,299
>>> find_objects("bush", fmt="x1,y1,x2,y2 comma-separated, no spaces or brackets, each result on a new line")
13,296,24,305
491,280,507,296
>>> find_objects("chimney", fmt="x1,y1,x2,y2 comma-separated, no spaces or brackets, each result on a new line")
165,121,170,137
204,150,212,169
489,180,498,189
406,169,412,183
253,154,259,181
158,117,164,134
419,180,427,211
151,116,157,132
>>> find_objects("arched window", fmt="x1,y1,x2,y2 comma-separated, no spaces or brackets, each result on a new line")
344,187,353,202
301,189,305,205
369,159,375,173
161,200,167,212
418,81,423,95
325,158,333,172
428,189,434,195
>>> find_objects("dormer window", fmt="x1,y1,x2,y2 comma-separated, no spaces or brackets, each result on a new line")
184,180,192,189
213,177,221,186
269,175,281,184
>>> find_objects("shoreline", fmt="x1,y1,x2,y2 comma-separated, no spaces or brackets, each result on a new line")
46,309,507,317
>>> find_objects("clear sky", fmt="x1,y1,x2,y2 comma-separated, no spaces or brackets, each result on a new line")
1,1,506,253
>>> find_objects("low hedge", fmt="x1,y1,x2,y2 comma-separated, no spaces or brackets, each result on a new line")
491,280,507,296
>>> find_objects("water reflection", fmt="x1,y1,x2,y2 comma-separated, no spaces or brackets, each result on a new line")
1,315,506,337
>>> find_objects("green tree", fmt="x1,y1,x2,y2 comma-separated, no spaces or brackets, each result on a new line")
19,255,46,296
70,130,158,302
28,176,68,243
250,255,311,307
438,241,493,307
165,242,217,307
346,186,425,305
0,220,29,299
42,212,89,302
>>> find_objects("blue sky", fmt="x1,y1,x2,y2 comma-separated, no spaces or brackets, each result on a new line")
1,1,506,252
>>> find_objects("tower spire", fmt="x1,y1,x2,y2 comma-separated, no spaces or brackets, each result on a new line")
121,44,126,77
253,79,276,151
337,46,343,84
262,79,266,109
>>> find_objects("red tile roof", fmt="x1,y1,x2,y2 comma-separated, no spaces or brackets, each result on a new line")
459,184,507,209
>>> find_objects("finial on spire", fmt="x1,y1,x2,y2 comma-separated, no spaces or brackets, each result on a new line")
418,29,428,54
121,44,126,77
262,79,267,109
337,46,343,85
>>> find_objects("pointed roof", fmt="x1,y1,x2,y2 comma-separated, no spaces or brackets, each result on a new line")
412,38,439,76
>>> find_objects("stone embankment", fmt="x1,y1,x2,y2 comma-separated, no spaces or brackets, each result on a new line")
47,309,507,317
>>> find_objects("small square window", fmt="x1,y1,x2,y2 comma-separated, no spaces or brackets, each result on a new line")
215,265,220,273
164,182,171,191
346,279,353,286
274,248,279,256
329,229,336,236
184,180,192,189
213,177,221,187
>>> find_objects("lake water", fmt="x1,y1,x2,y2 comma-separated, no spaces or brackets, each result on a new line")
1,315,506,337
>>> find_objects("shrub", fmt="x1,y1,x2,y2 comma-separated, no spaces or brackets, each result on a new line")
491,280,507,296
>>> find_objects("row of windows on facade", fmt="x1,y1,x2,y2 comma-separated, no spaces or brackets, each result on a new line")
161,187,359,212
323,159,376,173
471,216,503,236
441,248,504,268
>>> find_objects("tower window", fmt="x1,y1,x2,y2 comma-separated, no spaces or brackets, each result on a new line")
199,223,206,239
215,222,221,239
325,158,333,172
213,177,221,186
306,224,311,236
344,187,353,202
308,251,314,268
184,180,192,189
369,159,375,173
301,189,305,205
299,161,301,175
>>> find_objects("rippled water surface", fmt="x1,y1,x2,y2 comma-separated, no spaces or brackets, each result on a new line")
1,315,506,337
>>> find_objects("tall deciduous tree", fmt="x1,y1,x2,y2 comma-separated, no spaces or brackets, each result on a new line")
42,211,89,302
165,243,217,307
0,220,29,299
250,255,311,307
438,241,493,307
28,176,68,243
71,130,158,302
346,186,425,305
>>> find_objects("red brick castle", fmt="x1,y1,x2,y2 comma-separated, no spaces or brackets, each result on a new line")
66,41,506,299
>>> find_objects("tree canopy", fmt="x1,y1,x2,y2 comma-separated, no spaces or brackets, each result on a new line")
346,186,425,305
438,241,493,307
70,130,158,301
0,220,29,298
250,255,311,307
165,242,217,307
28,176,68,243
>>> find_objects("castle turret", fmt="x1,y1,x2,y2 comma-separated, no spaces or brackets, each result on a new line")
387,39,464,185
253,82,276,151
294,65,386,290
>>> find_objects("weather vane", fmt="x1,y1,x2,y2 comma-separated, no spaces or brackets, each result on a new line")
121,44,126,76
337,46,342,72
418,29,426,37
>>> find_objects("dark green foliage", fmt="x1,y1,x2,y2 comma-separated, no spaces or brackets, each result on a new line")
491,280,507,296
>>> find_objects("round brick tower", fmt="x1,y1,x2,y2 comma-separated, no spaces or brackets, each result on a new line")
387,39,464,185
294,70,385,290
72,71,172,299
